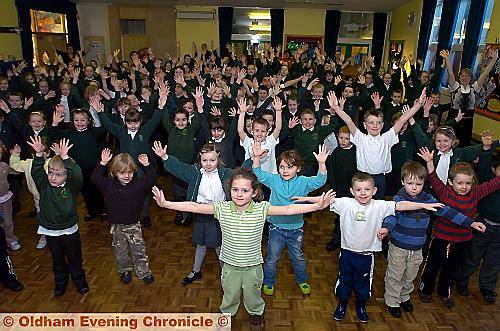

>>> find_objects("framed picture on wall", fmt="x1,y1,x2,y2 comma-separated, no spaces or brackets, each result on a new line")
389,40,404,66
475,43,500,121
84,36,105,64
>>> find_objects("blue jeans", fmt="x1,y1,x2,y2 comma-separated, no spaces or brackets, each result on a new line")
263,225,307,286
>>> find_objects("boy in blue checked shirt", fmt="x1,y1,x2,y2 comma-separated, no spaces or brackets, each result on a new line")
381,161,485,318
252,143,328,296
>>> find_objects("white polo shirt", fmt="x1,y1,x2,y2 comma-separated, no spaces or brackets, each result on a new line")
330,197,396,252
241,135,278,174
351,128,398,174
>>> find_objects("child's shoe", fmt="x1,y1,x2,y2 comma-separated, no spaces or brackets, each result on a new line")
142,274,155,285
356,300,369,323
174,211,183,225
248,313,265,331
456,284,469,296
9,241,21,251
2,279,23,292
386,305,402,318
299,282,311,295
263,284,274,296
100,213,108,221
400,299,414,312
418,291,431,303
480,289,497,304
332,299,348,321
28,209,37,218
181,271,201,285
77,281,89,294
180,212,192,226
53,284,66,297
441,297,454,309
84,214,94,222
120,271,132,284
141,216,151,228
326,238,339,252
36,236,47,250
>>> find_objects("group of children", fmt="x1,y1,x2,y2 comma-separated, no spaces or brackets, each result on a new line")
0,41,499,329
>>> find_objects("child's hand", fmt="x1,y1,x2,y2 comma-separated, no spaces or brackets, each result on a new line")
423,97,433,114
210,106,221,117
334,75,342,85
439,49,450,59
288,116,299,129
471,221,486,233
402,104,415,125
27,136,45,155
422,202,445,212
237,98,248,114
252,143,268,160
100,148,113,165
58,138,73,159
152,186,168,208
371,92,383,108
50,142,60,155
313,144,328,164
89,99,104,113
194,86,204,110
152,141,168,160
316,189,336,209
11,144,21,155
357,75,366,85
377,228,389,240
327,90,338,109
24,97,33,110
481,130,493,150
138,154,149,166
228,107,237,117
306,78,319,90
417,88,427,107
417,147,434,163
0,99,11,114
53,105,65,125
272,96,282,112
314,99,321,111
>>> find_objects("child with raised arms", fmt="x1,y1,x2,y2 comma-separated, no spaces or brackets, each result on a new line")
152,169,334,329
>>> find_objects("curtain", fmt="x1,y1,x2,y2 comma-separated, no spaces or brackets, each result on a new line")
461,0,487,69
434,0,460,69
16,0,80,66
324,10,341,59
270,9,284,48
416,0,437,61
218,7,234,59
371,12,388,69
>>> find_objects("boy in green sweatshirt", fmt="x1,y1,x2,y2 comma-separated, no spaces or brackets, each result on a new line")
30,136,87,297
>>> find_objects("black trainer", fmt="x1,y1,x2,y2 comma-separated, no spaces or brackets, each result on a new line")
120,271,132,284
441,297,454,309
180,213,192,226
326,239,340,252
174,212,183,225
3,279,23,292
142,216,152,228
481,289,497,304
77,282,89,294
457,284,469,296
181,271,202,285
400,299,414,312
142,274,154,285
84,214,94,222
53,284,66,297
332,299,348,321
386,305,402,318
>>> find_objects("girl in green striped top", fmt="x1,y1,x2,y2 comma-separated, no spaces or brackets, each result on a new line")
152,168,334,329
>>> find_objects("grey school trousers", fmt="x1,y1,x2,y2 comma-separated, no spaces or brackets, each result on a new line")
384,242,423,307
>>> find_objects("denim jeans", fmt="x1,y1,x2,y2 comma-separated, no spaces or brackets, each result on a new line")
263,225,307,286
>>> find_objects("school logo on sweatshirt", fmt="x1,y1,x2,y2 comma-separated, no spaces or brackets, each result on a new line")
355,211,366,222
139,135,144,141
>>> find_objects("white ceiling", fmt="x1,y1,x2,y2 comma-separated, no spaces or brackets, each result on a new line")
72,0,411,11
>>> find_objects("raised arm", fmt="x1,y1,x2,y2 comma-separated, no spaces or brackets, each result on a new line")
272,97,283,140
476,49,499,88
439,50,456,88
393,89,426,134
152,186,214,214
327,91,357,134
268,190,335,215
237,98,248,142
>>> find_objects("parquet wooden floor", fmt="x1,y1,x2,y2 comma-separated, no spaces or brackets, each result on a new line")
1,176,499,330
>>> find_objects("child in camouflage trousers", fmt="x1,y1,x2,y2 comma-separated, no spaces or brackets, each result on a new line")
91,149,157,284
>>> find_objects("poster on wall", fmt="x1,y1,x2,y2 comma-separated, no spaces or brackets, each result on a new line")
476,44,500,121
83,36,105,64
388,40,404,67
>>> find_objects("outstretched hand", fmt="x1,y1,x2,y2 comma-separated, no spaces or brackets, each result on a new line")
417,147,434,163
152,141,168,160
152,186,168,208
313,144,328,164
100,148,113,165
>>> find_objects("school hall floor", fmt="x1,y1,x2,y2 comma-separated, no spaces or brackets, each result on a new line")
1,175,499,331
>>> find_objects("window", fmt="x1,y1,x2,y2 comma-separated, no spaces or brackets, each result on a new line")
472,0,495,76
30,10,68,66
424,0,495,80
120,19,147,35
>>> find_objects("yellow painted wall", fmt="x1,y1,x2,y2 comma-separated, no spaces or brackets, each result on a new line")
284,8,325,38
175,6,219,56
0,0,22,60
388,0,423,59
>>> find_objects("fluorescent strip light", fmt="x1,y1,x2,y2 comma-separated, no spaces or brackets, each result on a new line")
249,25,271,31
248,13,271,20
